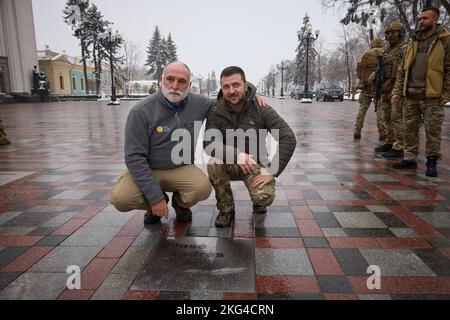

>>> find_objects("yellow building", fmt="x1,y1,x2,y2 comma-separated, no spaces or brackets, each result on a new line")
37,46,118,97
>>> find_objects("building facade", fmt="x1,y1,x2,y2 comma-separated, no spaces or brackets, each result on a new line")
0,0,38,94
38,46,116,97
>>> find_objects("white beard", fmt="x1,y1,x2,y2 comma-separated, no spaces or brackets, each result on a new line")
162,86,189,103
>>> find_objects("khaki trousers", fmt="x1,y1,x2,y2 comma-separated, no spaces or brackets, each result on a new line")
111,165,212,212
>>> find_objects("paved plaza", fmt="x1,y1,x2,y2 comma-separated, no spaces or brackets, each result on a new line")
0,97,449,300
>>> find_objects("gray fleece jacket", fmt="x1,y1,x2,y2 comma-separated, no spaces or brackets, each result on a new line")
124,90,214,206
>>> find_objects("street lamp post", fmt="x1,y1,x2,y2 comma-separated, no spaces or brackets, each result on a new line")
99,27,122,105
297,17,319,102
277,61,286,98
272,69,276,97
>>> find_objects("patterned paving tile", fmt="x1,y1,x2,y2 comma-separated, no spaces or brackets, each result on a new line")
256,248,314,275
359,249,436,276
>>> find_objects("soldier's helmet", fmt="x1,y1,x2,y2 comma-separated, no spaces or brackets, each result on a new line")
385,21,405,39
371,38,384,48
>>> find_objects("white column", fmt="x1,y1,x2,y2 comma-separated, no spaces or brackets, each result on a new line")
0,0,38,93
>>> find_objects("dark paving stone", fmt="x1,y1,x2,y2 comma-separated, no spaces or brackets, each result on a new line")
255,228,300,238
131,237,254,292
328,206,370,212
186,226,210,237
27,227,57,236
63,206,87,212
373,212,409,228
83,190,111,200
333,249,369,276
34,189,66,200
437,228,450,236
0,273,21,290
408,206,450,213
156,291,191,300
314,213,341,228
343,228,395,238
266,206,292,213
303,237,330,248
391,294,450,300
36,235,68,247
317,276,353,293
2,212,60,228
413,249,450,276
0,247,30,269
426,237,450,248
257,293,324,300
302,190,323,200
82,175,116,183
288,200,307,206
381,200,401,206
352,191,375,200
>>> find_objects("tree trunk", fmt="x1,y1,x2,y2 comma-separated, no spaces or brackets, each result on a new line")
439,0,450,15
394,0,414,38
93,41,99,96
81,40,90,94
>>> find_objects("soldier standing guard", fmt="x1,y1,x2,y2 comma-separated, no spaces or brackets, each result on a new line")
354,38,386,140
392,7,450,177
374,22,407,158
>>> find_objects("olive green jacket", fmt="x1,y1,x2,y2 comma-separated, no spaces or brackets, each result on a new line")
203,84,296,177
393,26,450,101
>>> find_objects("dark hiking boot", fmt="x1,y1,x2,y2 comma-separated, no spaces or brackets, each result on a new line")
253,204,267,214
172,193,192,222
375,144,393,153
354,132,361,140
382,148,404,158
144,192,169,225
215,210,235,228
426,156,438,177
392,160,418,170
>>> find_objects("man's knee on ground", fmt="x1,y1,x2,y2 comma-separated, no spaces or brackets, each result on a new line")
251,191,275,207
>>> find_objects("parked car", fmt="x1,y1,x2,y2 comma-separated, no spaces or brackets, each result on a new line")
315,82,344,102
290,84,313,99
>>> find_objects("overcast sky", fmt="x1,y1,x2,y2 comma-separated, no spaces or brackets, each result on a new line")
32,0,346,83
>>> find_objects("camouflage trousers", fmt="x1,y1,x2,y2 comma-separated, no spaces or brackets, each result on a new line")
403,97,444,161
207,158,276,213
354,93,385,136
381,94,405,150
0,117,8,140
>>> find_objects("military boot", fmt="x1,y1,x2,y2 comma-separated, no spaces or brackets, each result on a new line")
375,144,393,153
382,148,404,159
253,204,267,214
426,156,438,177
215,210,235,228
172,193,192,222
392,160,418,170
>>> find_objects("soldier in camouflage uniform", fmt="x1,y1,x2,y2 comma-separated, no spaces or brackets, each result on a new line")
354,38,386,140
392,7,450,177
204,66,296,228
0,116,10,145
374,22,407,158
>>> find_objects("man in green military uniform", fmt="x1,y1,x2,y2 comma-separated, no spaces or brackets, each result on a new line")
0,116,11,145
354,38,386,140
374,22,407,158
392,7,450,177
204,66,296,228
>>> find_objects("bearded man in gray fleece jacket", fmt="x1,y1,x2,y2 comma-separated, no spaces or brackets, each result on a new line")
111,61,266,225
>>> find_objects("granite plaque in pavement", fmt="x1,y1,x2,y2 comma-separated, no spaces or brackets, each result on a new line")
131,237,254,292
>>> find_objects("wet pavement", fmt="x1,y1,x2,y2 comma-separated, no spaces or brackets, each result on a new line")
0,97,449,300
